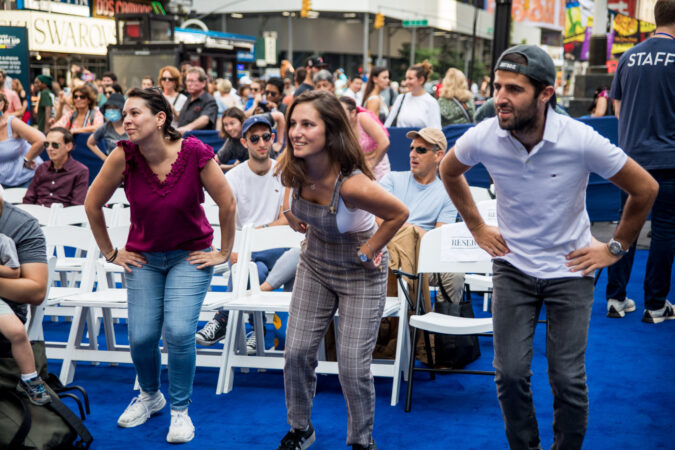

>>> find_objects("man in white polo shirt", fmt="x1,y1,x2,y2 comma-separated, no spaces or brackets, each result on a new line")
440,45,658,449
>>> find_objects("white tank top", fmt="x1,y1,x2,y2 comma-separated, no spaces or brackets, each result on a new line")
336,195,376,234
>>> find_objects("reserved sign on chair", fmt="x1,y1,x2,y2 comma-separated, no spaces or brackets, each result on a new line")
440,224,491,262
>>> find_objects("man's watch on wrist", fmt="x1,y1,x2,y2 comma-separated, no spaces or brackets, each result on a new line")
357,248,371,263
607,238,629,257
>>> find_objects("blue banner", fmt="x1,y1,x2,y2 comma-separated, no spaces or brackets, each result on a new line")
0,26,31,115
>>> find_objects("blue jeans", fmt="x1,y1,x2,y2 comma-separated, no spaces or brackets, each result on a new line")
492,260,594,450
126,249,214,410
607,169,674,310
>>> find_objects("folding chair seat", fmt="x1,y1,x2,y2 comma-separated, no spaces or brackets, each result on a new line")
106,188,129,206
402,222,495,412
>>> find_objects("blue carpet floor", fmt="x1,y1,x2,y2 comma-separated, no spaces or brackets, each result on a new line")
43,249,674,449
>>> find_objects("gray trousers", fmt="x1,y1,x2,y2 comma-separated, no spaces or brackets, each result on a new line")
492,260,594,450
429,272,465,303
284,259,386,446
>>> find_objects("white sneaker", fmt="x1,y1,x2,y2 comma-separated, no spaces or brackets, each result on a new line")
166,409,195,444
117,391,166,428
607,298,636,318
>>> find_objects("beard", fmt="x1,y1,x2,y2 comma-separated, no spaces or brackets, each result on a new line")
496,96,539,132
249,147,271,162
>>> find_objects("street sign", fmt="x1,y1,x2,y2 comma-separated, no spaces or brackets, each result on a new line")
402,19,428,27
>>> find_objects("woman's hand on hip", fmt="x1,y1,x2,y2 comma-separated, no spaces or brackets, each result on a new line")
115,247,146,273
187,247,228,269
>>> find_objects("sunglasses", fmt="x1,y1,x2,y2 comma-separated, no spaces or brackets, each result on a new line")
161,77,176,82
248,133,272,144
264,90,278,97
410,146,433,154
251,87,261,92
73,94,87,100
44,141,61,149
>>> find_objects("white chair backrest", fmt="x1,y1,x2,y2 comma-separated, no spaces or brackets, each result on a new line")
477,199,497,225
470,186,492,203
52,205,88,226
15,204,54,226
211,226,244,254
107,225,130,248
107,188,129,206
417,223,492,274
230,224,253,295
3,187,28,204
109,204,131,227
42,225,99,290
249,225,304,252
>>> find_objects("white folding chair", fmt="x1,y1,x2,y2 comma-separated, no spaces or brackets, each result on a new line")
15,204,55,226
464,199,497,312
218,226,410,405
3,187,28,204
403,222,495,412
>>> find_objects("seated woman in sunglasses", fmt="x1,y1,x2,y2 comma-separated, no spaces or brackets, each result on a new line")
0,93,44,189
53,85,103,134
23,127,88,207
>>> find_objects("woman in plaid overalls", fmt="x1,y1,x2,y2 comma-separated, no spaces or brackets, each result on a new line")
275,91,408,450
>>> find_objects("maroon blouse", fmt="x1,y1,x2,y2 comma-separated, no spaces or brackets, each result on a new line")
121,136,215,252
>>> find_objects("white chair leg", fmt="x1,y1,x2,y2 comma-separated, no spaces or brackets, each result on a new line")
59,306,86,385
217,311,238,394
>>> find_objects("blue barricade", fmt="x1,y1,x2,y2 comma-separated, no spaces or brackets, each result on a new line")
66,116,621,221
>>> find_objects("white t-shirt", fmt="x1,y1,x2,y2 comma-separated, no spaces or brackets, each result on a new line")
225,159,283,229
385,91,441,129
165,93,188,127
454,108,628,279
342,88,363,107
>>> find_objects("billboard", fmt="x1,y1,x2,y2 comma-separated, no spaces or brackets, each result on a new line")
0,26,31,112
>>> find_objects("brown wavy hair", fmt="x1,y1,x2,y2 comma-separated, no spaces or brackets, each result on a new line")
275,90,373,188
72,85,97,110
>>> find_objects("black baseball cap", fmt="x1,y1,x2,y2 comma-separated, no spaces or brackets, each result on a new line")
495,45,557,106
305,56,327,69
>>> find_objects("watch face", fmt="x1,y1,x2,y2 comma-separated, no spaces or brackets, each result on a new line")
609,241,622,255
359,251,369,262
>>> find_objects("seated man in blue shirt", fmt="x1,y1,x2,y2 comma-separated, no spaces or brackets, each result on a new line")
379,127,464,302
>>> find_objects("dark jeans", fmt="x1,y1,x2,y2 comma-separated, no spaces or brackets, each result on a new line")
492,260,594,450
214,247,289,325
607,169,674,310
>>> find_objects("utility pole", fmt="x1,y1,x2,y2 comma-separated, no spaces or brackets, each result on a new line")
489,0,512,94
287,14,293,66
364,13,370,73
468,0,479,85
410,27,416,66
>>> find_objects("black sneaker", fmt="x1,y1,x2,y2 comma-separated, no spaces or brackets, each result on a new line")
17,376,52,406
642,300,675,324
277,422,315,450
352,439,377,450
195,319,227,346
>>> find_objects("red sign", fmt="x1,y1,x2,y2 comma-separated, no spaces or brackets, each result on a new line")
93,0,154,19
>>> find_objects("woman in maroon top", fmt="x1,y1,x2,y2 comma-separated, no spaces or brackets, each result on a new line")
85,88,236,444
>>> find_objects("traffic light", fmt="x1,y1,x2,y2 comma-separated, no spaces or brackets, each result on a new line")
300,0,311,18
374,13,385,29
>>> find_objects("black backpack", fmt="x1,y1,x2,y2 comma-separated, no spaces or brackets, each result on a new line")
0,341,93,449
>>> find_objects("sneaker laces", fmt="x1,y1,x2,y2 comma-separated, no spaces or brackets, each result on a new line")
246,331,257,353
27,379,46,395
170,410,191,430
200,320,221,339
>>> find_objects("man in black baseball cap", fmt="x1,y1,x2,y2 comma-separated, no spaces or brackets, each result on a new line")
294,56,329,98
440,43,658,450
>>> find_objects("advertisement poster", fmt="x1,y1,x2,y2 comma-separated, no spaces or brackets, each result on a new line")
564,0,594,60
609,12,656,57
0,26,31,113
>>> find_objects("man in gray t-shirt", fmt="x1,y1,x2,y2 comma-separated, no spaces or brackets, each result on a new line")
0,200,48,356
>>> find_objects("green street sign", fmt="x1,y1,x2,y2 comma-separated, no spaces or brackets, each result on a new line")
402,19,428,27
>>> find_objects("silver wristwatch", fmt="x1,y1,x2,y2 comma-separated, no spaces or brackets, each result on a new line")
607,238,628,256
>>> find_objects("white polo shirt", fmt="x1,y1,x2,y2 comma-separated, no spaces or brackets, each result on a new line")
454,107,628,279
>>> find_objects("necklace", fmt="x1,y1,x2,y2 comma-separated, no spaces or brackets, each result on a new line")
654,32,675,39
